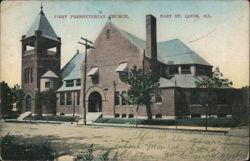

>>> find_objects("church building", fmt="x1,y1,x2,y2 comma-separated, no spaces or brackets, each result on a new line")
78,15,241,119
20,6,242,119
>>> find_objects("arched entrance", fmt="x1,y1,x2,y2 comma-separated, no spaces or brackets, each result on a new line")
88,92,102,112
26,95,32,111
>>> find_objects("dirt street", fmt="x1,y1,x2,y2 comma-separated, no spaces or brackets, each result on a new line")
0,123,249,161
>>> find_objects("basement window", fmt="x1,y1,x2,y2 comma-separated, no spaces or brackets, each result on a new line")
115,114,120,118
191,114,201,118
129,114,134,118
122,114,127,118
217,114,226,118
155,114,162,118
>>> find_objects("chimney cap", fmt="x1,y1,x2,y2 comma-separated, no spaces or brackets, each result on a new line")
146,14,156,18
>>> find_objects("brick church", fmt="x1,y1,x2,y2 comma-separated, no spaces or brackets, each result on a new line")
20,6,242,119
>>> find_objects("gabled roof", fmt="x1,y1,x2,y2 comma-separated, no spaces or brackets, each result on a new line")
57,51,83,92
41,70,59,79
157,39,211,66
119,30,145,51
26,8,58,41
57,86,81,92
160,74,232,88
111,22,210,66
60,51,84,80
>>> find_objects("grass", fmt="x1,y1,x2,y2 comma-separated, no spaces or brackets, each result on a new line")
95,117,239,127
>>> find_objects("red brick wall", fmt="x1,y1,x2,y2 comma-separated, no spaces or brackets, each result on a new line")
21,35,61,114
81,22,144,117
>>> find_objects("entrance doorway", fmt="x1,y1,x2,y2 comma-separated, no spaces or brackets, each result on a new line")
26,95,32,111
88,92,102,112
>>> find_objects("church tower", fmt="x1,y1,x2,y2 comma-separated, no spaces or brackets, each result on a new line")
21,5,61,114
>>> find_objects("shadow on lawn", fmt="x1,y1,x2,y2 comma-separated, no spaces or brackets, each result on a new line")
1,134,118,160
11,134,112,155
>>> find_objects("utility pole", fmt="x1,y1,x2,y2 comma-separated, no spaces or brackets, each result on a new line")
78,37,94,125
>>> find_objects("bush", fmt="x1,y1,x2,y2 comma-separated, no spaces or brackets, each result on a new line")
4,111,20,119
175,118,238,127
95,118,175,125
25,115,79,122
1,134,56,160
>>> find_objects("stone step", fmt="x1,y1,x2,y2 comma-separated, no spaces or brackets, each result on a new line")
17,111,32,121
78,112,102,125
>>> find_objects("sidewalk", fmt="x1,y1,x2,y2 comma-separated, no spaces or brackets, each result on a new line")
91,122,230,134
3,119,241,135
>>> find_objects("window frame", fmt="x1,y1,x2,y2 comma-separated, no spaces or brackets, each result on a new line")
76,79,81,86
119,71,128,82
76,91,80,105
115,91,120,106
65,80,74,87
121,91,126,105
155,91,162,103
60,93,65,105
181,65,191,74
66,92,72,105
45,81,51,88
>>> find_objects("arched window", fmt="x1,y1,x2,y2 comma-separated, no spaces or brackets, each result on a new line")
107,29,110,39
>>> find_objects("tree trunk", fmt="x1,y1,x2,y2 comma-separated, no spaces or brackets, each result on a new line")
205,104,208,131
135,105,139,128
146,102,152,119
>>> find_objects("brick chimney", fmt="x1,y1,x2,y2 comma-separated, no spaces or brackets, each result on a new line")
146,14,157,60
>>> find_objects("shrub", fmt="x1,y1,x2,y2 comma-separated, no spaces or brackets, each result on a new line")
4,111,20,119
175,118,238,127
1,134,56,160
24,115,79,122
95,118,175,125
